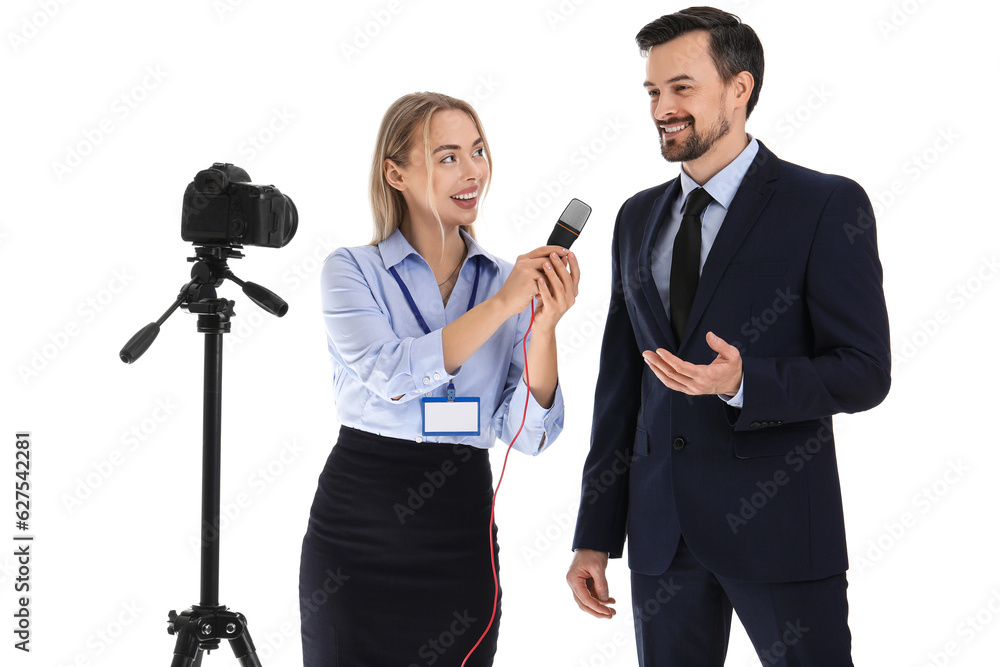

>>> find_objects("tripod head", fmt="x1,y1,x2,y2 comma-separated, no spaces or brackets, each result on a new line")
119,244,288,364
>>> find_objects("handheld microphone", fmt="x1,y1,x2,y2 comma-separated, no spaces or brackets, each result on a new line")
547,198,592,249
466,198,592,666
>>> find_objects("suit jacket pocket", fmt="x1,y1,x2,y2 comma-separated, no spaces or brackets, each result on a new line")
733,421,825,459
723,261,788,279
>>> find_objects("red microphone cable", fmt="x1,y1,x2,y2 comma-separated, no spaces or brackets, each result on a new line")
461,299,535,666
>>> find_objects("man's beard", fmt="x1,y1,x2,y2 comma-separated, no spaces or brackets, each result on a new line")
659,108,731,163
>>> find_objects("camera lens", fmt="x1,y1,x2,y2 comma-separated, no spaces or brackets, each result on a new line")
279,196,298,247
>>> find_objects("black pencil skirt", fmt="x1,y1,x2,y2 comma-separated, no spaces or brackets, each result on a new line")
299,426,501,666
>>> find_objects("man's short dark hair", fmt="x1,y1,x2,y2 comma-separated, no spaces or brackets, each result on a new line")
636,6,764,119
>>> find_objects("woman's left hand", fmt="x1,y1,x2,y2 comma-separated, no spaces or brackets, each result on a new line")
531,250,580,333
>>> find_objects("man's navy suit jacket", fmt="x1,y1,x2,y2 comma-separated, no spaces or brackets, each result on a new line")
572,142,891,582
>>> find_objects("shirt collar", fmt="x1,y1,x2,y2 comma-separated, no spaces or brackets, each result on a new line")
378,227,500,271
678,134,760,211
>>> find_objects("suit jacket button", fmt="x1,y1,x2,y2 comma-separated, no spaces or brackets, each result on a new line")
750,421,760,428
672,437,687,451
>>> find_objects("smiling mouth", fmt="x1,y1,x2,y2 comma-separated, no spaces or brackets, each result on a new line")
451,190,478,200
660,122,690,136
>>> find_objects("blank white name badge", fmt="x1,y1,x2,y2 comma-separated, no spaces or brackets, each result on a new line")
422,397,481,436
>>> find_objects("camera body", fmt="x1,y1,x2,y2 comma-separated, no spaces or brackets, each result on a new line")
181,163,297,248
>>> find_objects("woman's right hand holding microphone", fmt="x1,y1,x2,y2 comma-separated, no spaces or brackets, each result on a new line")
492,245,578,320
491,245,580,409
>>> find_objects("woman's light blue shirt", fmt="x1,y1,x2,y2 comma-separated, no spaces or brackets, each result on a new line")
321,228,564,455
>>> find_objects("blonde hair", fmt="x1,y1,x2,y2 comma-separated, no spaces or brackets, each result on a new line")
369,92,492,245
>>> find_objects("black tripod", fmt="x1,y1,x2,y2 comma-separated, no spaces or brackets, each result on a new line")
121,245,287,667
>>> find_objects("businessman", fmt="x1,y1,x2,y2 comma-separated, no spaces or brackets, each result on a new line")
567,8,890,666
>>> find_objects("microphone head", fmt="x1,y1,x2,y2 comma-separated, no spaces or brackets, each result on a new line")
548,198,592,248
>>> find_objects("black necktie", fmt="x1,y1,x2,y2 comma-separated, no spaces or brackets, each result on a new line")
669,187,714,341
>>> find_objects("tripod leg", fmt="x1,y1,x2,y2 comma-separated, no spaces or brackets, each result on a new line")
229,625,263,667
169,624,201,667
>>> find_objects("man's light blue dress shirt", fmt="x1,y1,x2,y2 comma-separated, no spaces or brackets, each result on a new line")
651,136,760,407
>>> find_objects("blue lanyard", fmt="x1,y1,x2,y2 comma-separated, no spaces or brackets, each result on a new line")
389,259,480,336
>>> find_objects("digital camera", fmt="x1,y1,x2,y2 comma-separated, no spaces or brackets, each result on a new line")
181,162,297,248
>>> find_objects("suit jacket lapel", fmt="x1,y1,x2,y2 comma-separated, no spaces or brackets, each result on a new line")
639,178,682,349
679,142,781,351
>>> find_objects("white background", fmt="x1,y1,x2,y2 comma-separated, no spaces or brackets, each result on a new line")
2,0,998,665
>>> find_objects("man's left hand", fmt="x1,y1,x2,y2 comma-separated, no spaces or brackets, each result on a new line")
643,332,743,397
